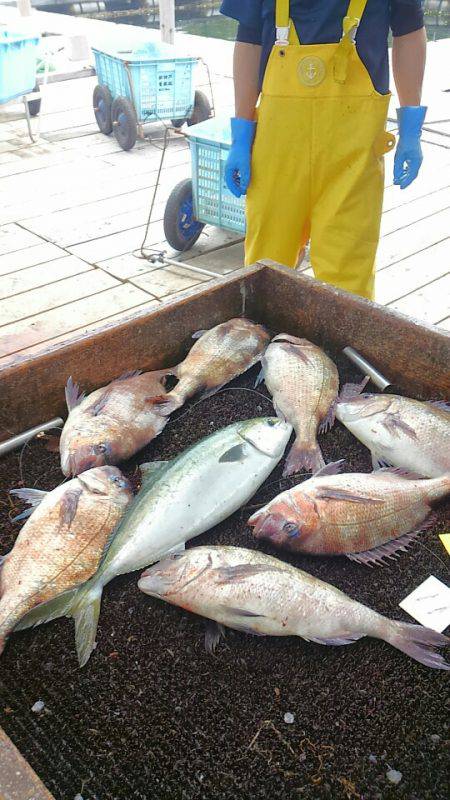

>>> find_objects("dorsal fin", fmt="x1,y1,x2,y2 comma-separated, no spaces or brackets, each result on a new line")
65,376,85,411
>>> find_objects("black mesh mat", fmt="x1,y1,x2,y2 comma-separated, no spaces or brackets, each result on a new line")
0,357,448,800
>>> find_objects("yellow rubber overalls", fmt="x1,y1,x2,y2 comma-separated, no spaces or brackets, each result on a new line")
245,0,396,299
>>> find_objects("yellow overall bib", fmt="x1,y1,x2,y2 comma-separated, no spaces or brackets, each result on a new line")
245,0,395,299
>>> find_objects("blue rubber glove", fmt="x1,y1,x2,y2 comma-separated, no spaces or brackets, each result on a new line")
225,117,256,198
394,106,427,190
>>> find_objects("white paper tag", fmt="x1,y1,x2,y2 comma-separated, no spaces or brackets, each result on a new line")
399,575,450,633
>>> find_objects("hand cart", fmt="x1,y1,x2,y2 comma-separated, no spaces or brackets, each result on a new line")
163,116,246,252
92,40,212,151
0,30,41,143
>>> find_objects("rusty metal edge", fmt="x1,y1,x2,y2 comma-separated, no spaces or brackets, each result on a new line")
0,727,55,800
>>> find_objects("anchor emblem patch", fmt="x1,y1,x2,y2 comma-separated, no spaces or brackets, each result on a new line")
298,56,326,86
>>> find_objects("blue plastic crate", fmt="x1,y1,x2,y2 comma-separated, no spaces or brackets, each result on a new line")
92,40,197,122
188,117,246,234
0,30,40,104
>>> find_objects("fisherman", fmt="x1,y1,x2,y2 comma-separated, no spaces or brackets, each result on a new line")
221,0,427,299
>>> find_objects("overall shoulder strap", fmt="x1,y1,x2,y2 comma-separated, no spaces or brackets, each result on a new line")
275,0,290,45
333,0,370,83
342,0,370,41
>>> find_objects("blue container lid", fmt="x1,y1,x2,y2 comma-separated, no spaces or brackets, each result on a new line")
0,30,40,46
93,38,196,64
187,116,232,146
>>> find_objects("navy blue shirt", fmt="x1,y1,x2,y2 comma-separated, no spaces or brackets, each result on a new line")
220,1,424,94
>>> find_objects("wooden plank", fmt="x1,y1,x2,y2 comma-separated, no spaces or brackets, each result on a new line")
387,273,450,325
382,164,450,213
380,186,450,237
0,224,45,256
185,241,245,274
97,252,163,281
375,239,450,306
0,727,54,800
0,242,66,276
0,255,92,300
376,208,450,270
129,264,210,299
0,299,161,369
0,268,118,325
0,283,152,359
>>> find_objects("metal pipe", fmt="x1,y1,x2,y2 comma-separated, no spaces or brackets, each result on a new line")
342,347,391,391
0,418,64,458
162,255,221,279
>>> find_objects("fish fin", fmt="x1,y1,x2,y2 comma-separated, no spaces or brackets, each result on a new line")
254,367,264,388
318,402,337,434
139,461,169,484
226,607,265,618
192,329,208,339
381,413,418,439
346,530,424,568
10,487,47,507
427,400,450,412
90,391,110,417
204,621,226,654
10,488,48,521
59,488,83,528
65,376,85,411
373,466,426,480
371,452,391,471
72,584,103,668
383,621,449,670
313,459,345,477
283,440,325,477
219,443,247,463
338,376,370,402
214,564,284,584
315,487,384,504
114,369,143,381
144,394,182,416
309,633,364,646
14,588,79,632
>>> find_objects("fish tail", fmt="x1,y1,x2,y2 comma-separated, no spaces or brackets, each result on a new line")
71,582,103,668
13,587,79,633
283,439,325,477
381,619,449,670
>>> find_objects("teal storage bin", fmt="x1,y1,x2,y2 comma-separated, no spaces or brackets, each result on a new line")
92,40,197,122
188,116,246,234
0,30,40,104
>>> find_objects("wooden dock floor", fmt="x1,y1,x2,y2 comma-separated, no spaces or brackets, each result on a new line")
0,10,449,370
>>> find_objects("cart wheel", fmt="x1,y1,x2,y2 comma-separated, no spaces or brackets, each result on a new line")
171,90,212,129
93,84,113,135
27,84,41,117
111,96,137,151
164,178,205,251
187,90,212,126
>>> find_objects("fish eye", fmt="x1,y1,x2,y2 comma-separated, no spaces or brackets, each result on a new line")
283,522,300,538
94,443,108,455
267,419,276,427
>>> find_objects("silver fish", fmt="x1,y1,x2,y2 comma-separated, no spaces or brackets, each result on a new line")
336,389,450,477
139,545,449,670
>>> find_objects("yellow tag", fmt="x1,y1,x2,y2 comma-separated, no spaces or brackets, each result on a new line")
297,56,326,87
439,533,450,555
